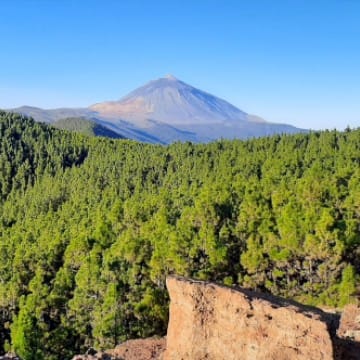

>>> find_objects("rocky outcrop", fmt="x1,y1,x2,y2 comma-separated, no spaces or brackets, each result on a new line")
72,277,359,360
71,337,166,360
107,337,166,360
164,276,339,360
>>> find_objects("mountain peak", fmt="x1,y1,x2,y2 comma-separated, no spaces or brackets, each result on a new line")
90,76,249,125
164,74,177,80
12,75,304,144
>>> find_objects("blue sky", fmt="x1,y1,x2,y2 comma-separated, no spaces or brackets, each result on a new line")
0,0,359,130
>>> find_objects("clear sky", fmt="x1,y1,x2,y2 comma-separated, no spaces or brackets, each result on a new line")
0,0,359,130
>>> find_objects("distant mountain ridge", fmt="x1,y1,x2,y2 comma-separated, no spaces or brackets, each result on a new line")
9,75,305,143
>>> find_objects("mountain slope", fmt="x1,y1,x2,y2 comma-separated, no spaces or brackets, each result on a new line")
10,106,96,123
9,76,306,143
52,117,126,139
90,75,253,125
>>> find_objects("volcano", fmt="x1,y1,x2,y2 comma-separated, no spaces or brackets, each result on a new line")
10,75,304,143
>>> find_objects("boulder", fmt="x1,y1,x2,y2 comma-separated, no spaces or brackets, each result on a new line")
164,276,337,360
108,337,166,360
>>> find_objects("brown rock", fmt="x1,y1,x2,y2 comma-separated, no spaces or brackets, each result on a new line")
72,278,360,360
108,337,166,360
71,337,166,360
164,276,337,360
338,304,360,341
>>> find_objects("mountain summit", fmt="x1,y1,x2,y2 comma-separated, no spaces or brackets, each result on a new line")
10,76,305,143
90,75,254,126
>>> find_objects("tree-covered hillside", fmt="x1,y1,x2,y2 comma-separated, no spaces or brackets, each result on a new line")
0,111,359,359
52,117,125,139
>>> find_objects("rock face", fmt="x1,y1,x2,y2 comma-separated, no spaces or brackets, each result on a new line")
164,276,337,360
72,278,359,360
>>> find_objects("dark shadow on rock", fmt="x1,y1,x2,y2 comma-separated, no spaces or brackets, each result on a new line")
334,337,360,360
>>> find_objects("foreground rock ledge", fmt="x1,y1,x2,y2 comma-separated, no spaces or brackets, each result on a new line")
164,276,337,360
71,277,359,360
